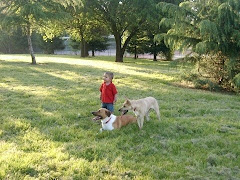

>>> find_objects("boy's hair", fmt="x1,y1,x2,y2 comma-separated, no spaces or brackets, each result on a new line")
104,72,114,79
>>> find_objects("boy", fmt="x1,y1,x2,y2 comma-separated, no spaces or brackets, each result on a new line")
100,72,117,113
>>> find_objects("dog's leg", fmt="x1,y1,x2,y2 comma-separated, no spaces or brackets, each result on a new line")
137,116,144,129
153,102,161,120
137,117,141,129
145,110,150,121
140,116,144,129
155,107,161,120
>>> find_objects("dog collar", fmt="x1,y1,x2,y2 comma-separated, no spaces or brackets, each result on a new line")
104,117,112,124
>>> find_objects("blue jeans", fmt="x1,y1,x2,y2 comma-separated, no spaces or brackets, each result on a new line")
102,103,114,113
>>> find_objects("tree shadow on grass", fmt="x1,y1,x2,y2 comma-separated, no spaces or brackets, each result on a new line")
0,60,198,143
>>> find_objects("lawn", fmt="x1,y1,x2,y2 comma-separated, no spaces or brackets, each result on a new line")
0,54,239,179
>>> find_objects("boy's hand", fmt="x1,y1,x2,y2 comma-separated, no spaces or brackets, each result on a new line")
113,94,117,104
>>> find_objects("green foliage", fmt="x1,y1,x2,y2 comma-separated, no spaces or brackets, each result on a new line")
179,53,240,92
157,0,240,92
0,28,28,54
127,33,173,61
232,73,240,92
180,71,199,82
70,37,109,56
88,37,109,53
86,0,158,62
158,2,187,20
180,68,223,92
194,79,222,92
0,28,65,54
0,0,67,32
36,35,65,54
126,34,146,56
69,39,80,51
199,20,219,42
57,4,109,57
0,0,69,64
157,0,240,54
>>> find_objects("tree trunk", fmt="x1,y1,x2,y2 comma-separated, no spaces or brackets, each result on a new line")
116,47,123,62
153,42,157,61
7,35,11,53
27,26,36,65
134,45,137,59
153,53,157,61
84,41,89,57
114,34,123,62
218,56,225,85
114,29,137,62
80,39,86,57
92,50,95,57
80,39,89,57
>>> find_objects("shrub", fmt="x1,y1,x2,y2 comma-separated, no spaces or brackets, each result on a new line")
194,79,222,91
180,71,198,82
180,53,240,93
232,73,240,92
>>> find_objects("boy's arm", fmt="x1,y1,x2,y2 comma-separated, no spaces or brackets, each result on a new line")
112,84,117,104
100,84,103,102
113,94,117,104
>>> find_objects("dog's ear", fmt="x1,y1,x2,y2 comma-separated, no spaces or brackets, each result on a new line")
126,99,131,105
105,110,111,117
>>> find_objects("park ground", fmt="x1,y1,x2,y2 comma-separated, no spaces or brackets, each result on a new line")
0,54,239,179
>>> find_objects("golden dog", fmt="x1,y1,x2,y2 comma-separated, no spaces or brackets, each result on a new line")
119,97,160,129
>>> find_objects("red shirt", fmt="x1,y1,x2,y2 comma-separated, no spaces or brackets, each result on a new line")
100,82,117,103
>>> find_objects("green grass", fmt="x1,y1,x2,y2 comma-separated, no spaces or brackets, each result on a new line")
0,54,239,179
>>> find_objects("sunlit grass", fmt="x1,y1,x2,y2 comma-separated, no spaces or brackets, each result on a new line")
0,54,177,82
0,54,239,179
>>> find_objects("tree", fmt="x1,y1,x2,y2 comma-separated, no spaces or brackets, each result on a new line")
58,4,109,58
157,0,240,91
0,0,67,64
66,8,90,57
36,35,65,54
145,33,173,61
126,35,146,59
0,28,28,54
125,1,174,62
88,37,109,57
127,32,173,61
86,0,157,62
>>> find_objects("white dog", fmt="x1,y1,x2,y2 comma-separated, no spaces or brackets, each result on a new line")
119,97,160,129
